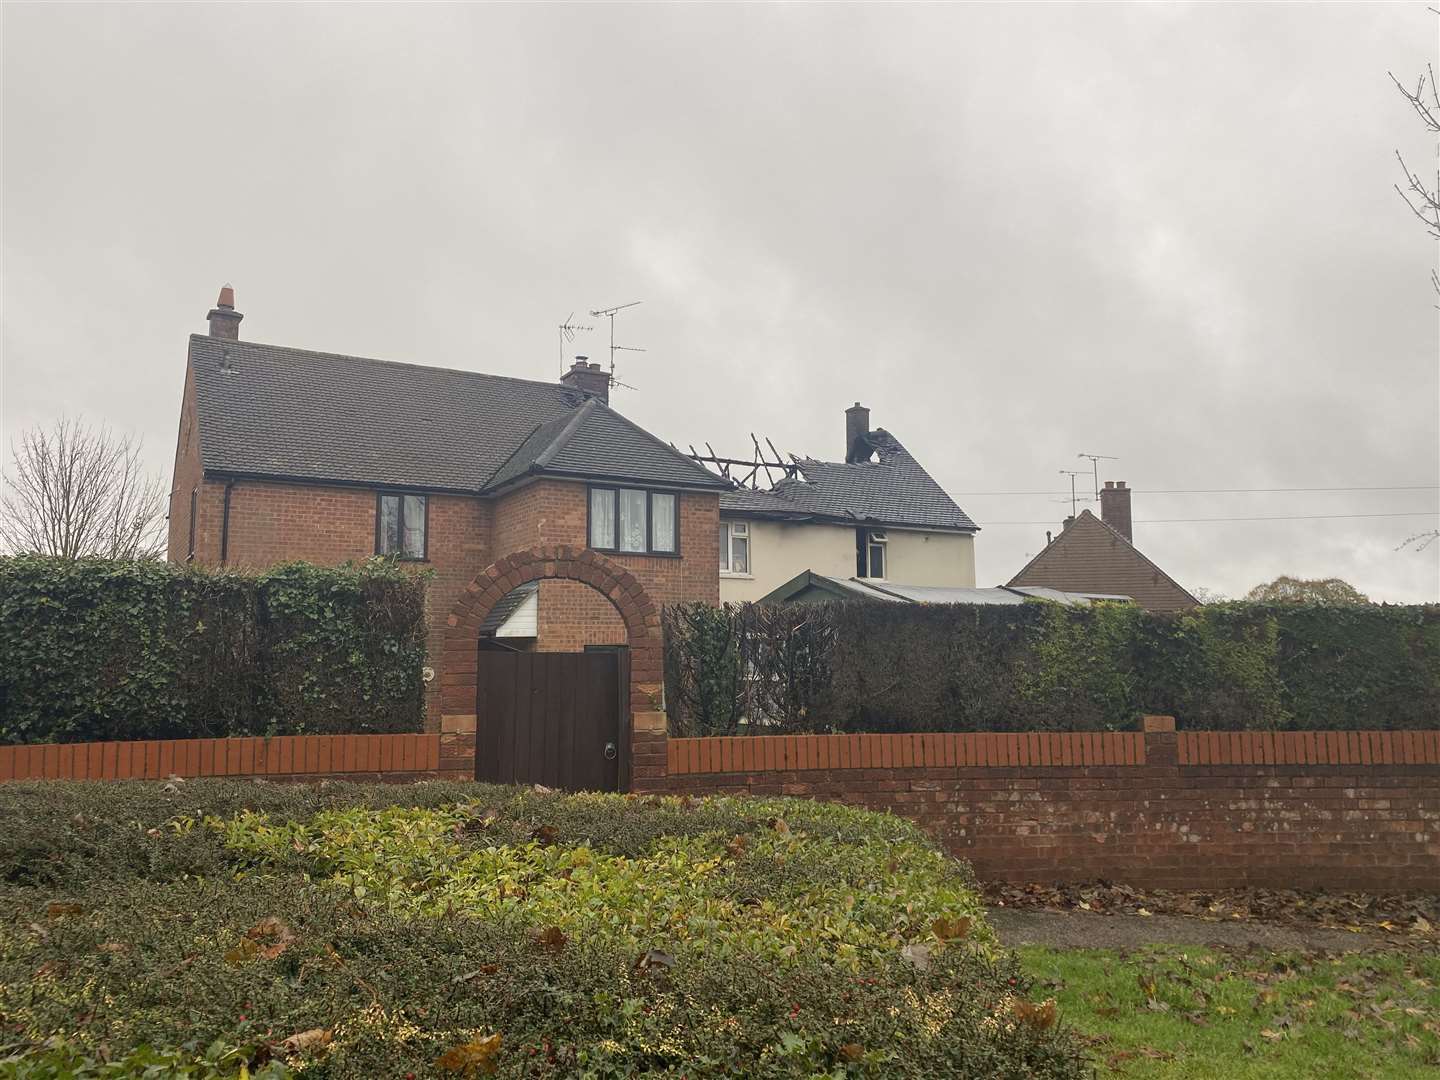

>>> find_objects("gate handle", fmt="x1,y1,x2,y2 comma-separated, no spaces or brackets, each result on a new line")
604,742,618,760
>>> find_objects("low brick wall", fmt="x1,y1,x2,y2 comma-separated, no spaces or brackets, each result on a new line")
658,721,1440,892
0,733,467,784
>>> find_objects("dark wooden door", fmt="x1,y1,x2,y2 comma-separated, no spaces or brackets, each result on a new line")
474,651,626,791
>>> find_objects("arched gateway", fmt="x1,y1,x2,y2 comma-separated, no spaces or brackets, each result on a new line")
438,546,667,791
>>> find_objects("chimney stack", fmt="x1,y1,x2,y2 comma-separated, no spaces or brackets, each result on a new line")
560,356,609,405
206,285,243,340
1100,480,1133,542
844,402,870,462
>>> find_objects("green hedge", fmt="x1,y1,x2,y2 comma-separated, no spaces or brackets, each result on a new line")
0,556,428,744
662,600,1440,735
0,781,1084,1079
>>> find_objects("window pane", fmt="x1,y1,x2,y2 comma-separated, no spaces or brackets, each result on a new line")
618,489,647,552
378,495,402,554
733,536,749,574
402,495,426,558
589,488,615,548
719,522,730,571
651,493,676,552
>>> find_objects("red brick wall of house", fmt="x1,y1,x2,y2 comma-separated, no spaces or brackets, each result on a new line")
493,479,719,609
170,467,719,730
166,369,209,562
534,579,629,651
654,725,1440,892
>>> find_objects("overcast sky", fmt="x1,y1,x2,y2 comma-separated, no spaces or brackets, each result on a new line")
3,3,1437,601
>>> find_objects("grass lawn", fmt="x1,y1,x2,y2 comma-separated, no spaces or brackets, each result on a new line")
1020,943,1440,1079
0,781,1083,1078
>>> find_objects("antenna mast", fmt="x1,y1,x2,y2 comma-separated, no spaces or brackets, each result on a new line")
588,300,645,392
1077,452,1118,501
557,313,593,376
1058,470,1086,518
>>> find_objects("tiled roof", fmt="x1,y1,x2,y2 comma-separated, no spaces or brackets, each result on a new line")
718,430,977,532
1006,510,1199,612
188,335,725,493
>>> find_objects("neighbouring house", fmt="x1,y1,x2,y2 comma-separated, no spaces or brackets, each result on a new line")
708,404,980,602
1005,482,1199,612
759,572,1124,607
169,287,729,742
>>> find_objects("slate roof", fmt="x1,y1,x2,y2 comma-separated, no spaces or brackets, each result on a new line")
478,581,539,636
1006,510,1199,613
187,335,726,494
717,430,978,532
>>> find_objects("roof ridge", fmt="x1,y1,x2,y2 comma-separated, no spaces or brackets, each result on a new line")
188,334,584,398
587,400,730,484
532,399,598,470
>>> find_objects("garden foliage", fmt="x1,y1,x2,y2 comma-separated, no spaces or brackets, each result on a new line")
662,600,1440,735
0,555,428,744
0,781,1085,1079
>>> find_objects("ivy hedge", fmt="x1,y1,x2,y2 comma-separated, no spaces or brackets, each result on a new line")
0,555,428,744
662,600,1440,735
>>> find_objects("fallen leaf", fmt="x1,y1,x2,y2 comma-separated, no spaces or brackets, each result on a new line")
1012,999,1058,1030
1260,1028,1284,1042
931,916,972,942
532,926,567,953
246,917,297,960
838,1043,864,1062
768,817,790,836
726,835,748,858
436,1033,502,1076
45,902,83,919
280,1028,333,1054
530,825,558,846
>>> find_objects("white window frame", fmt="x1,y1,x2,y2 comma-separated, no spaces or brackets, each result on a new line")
720,520,751,576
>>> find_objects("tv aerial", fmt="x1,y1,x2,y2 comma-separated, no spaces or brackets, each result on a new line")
557,313,593,377
1058,469,1088,517
589,300,646,392
1077,452,1118,501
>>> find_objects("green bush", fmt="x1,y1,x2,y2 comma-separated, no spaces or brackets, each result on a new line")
0,556,428,744
0,781,1083,1079
663,600,1440,734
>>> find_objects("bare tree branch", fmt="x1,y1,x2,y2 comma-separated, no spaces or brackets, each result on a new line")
0,417,167,560
1390,59,1440,296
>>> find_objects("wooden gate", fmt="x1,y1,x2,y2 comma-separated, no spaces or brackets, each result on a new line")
474,651,627,791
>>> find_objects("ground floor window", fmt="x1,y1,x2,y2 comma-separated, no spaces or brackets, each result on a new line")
856,527,886,579
720,520,750,574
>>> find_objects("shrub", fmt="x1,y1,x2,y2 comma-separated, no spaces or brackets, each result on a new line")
0,555,428,744
663,600,1440,733
0,781,1083,1079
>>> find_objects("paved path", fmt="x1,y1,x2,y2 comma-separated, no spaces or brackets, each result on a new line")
987,907,1383,953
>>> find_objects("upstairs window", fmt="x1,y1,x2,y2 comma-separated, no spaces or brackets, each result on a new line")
589,487,679,555
720,521,750,574
377,493,427,559
856,528,886,579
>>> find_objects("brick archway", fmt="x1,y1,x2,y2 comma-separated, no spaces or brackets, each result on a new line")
437,545,667,789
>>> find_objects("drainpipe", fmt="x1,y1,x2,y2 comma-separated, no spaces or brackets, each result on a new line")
220,481,235,565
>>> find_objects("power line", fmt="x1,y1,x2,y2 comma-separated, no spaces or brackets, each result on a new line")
954,485,1440,497
983,511,1440,525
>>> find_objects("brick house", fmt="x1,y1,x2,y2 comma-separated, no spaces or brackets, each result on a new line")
168,288,728,776
1006,482,1199,612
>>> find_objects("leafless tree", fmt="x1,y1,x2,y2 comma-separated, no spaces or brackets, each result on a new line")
0,417,167,560
1390,30,1440,296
